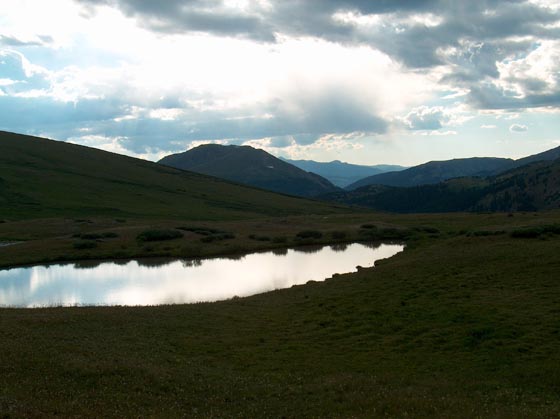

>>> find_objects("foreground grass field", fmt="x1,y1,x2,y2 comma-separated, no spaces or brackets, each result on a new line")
2,131,560,416
2,211,560,417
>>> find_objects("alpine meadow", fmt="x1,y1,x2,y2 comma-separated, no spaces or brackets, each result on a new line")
1,1,560,418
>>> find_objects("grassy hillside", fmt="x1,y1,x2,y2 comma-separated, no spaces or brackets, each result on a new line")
347,145,560,191
159,144,339,197
347,157,513,190
0,131,344,221
326,159,560,213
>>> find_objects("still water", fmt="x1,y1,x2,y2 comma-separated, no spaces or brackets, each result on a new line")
0,242,403,308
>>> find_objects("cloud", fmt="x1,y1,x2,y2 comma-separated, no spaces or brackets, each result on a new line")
510,123,528,132
0,47,390,155
72,0,560,115
481,124,497,129
403,106,447,130
401,105,470,132
0,34,53,47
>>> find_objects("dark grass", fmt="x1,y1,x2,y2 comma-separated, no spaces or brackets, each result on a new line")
2,230,560,417
2,131,560,416
136,229,184,242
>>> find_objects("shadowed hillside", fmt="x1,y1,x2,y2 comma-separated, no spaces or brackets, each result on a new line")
347,157,513,190
159,144,339,198
347,145,560,190
325,158,560,213
0,131,345,220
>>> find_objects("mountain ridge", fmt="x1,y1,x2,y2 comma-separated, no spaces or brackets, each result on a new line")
159,144,339,198
324,157,560,213
282,158,406,188
346,145,560,190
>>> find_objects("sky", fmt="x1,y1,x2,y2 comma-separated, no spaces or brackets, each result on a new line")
0,0,559,166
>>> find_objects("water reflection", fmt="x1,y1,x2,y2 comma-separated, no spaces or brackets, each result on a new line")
0,243,404,308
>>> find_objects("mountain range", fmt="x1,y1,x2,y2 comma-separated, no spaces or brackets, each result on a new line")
159,144,339,198
282,158,405,188
346,146,560,190
324,154,560,213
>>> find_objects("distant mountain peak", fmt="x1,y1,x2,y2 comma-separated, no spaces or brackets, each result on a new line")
159,144,338,198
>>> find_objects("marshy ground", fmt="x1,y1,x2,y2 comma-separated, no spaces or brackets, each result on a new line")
1,210,560,417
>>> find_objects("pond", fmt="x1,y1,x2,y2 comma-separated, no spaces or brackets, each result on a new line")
0,242,404,308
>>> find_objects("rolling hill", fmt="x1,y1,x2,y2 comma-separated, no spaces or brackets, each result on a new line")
159,144,339,197
0,131,345,220
346,145,560,190
324,159,560,213
282,158,406,188
346,157,513,190
324,158,560,213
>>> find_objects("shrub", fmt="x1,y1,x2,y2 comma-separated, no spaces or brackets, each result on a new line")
414,226,440,234
359,227,411,240
331,231,347,240
296,230,323,240
272,236,287,244
249,234,271,241
200,233,235,243
102,232,119,238
137,229,183,242
177,226,221,235
79,233,103,240
511,228,541,238
472,230,506,237
73,240,97,250
360,224,377,230
510,225,560,239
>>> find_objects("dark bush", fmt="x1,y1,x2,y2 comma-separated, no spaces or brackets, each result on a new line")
177,226,221,235
102,232,119,238
296,230,323,239
414,226,440,234
510,227,543,238
331,231,347,240
137,229,183,242
73,240,97,250
79,233,103,240
472,230,506,237
200,233,235,243
272,236,287,244
510,224,560,239
359,227,411,240
249,234,271,241
360,224,377,230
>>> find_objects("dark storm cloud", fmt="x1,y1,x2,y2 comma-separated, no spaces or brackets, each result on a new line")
76,0,275,41
468,84,560,110
74,0,560,110
113,89,388,152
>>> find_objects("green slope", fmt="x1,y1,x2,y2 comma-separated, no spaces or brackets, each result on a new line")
0,131,344,220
